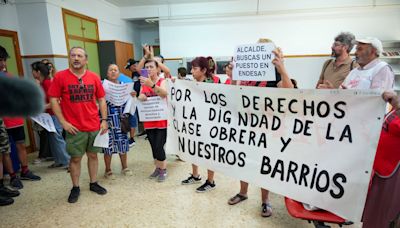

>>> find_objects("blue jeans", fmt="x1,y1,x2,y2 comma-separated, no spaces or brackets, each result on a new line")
49,115,70,165
129,110,138,128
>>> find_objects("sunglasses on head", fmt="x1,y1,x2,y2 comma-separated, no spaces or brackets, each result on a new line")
78,78,84,89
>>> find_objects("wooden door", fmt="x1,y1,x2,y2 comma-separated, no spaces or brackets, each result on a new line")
63,9,100,75
0,29,35,153
115,41,133,76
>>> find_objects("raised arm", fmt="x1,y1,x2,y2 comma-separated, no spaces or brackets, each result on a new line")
273,48,294,88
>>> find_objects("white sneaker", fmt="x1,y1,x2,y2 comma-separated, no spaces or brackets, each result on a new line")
33,158,43,164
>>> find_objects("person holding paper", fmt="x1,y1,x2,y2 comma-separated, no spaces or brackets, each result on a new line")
138,59,168,182
181,57,220,192
49,47,108,203
31,61,70,169
102,64,134,179
363,91,400,228
228,39,294,218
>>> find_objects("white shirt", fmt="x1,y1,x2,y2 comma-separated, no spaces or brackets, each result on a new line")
341,58,394,90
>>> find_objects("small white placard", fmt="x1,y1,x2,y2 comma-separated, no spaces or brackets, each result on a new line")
137,96,167,121
233,43,276,81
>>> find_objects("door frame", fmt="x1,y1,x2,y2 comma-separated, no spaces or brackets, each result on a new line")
0,29,24,76
0,29,36,153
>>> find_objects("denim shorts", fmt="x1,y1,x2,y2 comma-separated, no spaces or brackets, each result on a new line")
129,112,138,128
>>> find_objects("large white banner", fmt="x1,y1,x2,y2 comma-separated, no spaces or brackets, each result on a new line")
166,79,386,222
233,43,276,81
102,79,133,106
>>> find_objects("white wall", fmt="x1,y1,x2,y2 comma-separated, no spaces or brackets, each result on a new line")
158,6,400,88
159,7,400,57
0,4,19,32
47,0,135,54
16,2,53,55
140,27,159,46
128,23,159,59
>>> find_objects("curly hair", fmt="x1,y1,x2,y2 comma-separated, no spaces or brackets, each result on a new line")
334,32,356,53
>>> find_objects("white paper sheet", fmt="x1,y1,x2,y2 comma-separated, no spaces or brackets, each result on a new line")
93,131,109,148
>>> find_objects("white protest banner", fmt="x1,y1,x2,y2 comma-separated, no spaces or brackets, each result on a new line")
102,79,133,106
31,113,56,133
166,79,385,222
233,43,276,81
137,96,168,121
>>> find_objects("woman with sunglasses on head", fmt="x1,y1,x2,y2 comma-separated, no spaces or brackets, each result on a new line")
41,59,57,79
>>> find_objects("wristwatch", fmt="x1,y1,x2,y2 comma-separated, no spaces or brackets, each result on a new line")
151,83,156,89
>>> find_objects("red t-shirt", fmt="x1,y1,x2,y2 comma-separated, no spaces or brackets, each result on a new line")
3,117,24,129
48,69,105,132
240,80,268,87
140,78,167,129
373,110,400,177
41,79,54,115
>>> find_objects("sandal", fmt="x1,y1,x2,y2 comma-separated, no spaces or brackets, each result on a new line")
228,193,248,205
104,171,116,180
261,203,273,217
122,168,133,176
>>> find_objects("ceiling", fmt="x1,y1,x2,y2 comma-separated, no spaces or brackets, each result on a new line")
104,0,233,7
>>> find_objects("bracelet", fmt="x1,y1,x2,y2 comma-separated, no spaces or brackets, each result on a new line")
101,118,107,121
151,83,156,89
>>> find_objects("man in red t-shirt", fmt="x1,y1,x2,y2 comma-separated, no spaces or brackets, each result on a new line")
48,47,108,203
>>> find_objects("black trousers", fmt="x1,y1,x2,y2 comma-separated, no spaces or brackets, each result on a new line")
38,130,51,158
146,128,167,161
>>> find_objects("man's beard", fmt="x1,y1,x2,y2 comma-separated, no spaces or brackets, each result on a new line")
71,62,84,70
331,50,340,58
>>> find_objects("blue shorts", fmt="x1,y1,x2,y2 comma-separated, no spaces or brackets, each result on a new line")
129,112,138,128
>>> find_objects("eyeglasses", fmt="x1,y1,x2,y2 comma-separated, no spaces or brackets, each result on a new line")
332,41,344,47
78,78,84,89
